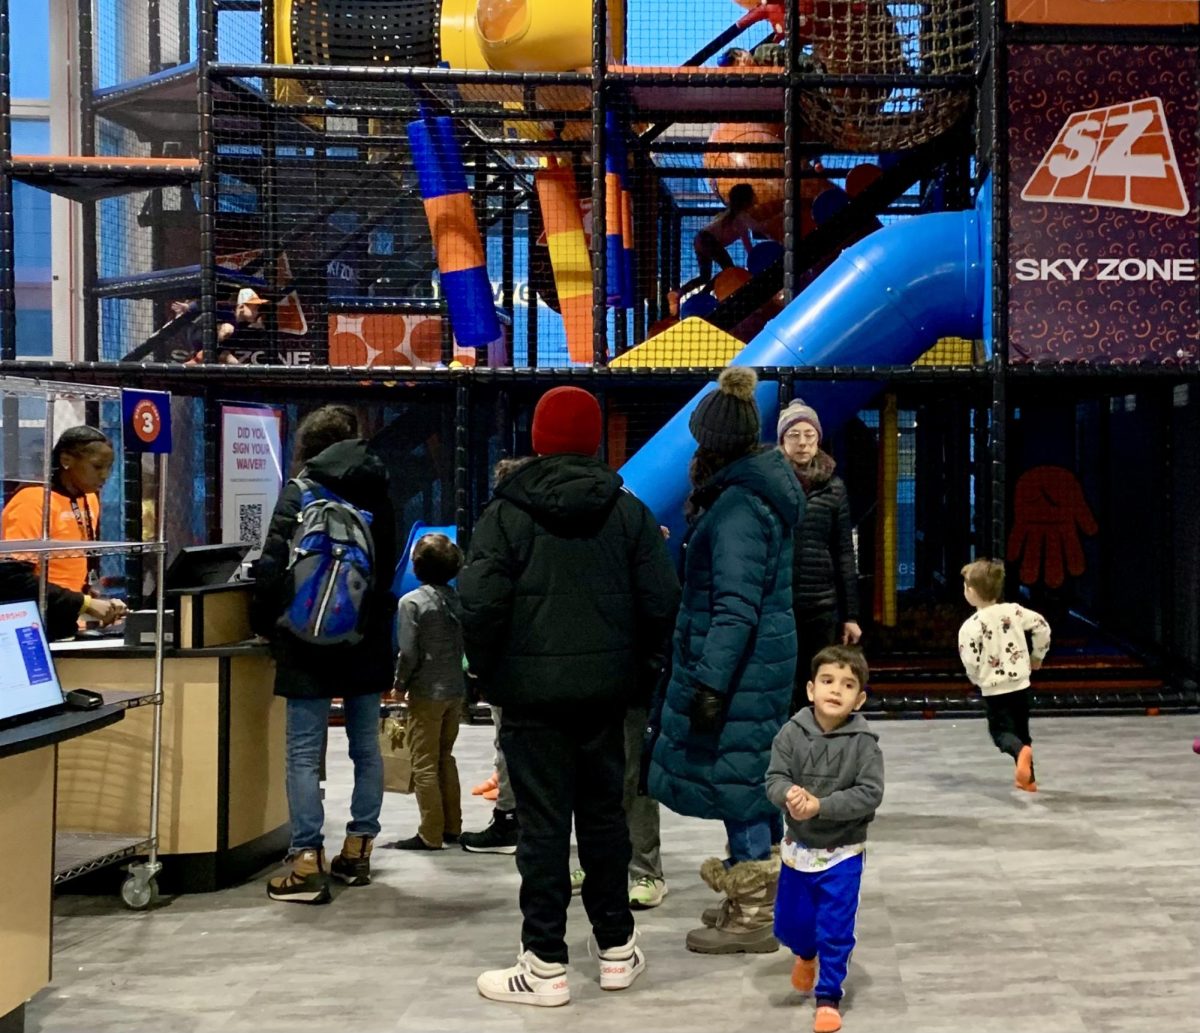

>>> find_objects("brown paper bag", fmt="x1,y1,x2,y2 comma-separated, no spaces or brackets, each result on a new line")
380,714,414,794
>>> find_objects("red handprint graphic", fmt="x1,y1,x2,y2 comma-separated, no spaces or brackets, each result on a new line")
1007,466,1098,589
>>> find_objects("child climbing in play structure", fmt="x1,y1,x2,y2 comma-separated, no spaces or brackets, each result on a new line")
719,41,817,69
766,645,883,1033
386,533,467,851
957,558,1052,793
671,183,763,308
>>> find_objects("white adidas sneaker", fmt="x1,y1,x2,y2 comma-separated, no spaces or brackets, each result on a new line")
597,932,646,991
477,950,570,1007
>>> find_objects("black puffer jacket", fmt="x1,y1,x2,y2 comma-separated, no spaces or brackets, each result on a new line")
791,451,858,622
252,439,398,699
459,453,680,716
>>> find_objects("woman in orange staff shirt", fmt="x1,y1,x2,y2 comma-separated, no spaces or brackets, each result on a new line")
2,426,122,600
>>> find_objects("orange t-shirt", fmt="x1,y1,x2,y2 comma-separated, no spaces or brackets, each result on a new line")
1,486,101,592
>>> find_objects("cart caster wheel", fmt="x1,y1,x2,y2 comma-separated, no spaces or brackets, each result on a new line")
121,875,157,910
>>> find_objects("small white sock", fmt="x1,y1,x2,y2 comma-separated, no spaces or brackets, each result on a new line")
525,953,565,977
598,938,635,959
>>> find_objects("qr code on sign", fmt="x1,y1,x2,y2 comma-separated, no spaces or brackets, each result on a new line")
239,503,264,545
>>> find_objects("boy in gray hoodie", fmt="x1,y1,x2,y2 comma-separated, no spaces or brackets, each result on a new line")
765,645,883,1033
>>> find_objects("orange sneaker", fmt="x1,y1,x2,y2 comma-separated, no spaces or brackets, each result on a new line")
814,1004,842,1032
1015,746,1037,792
791,956,816,993
471,773,499,797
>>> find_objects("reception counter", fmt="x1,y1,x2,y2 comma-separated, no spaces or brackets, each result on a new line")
50,641,289,894
0,705,126,1033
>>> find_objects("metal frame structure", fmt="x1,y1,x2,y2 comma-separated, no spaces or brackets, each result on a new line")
0,375,169,909
0,2,1197,708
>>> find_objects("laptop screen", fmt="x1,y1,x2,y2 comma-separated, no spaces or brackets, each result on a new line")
0,600,65,723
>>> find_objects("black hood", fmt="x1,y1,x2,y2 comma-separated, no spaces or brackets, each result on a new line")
495,453,624,536
301,438,387,496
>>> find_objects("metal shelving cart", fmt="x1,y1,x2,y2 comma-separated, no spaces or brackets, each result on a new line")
0,375,169,909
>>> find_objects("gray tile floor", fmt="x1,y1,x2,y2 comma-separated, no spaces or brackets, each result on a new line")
32,715,1200,1033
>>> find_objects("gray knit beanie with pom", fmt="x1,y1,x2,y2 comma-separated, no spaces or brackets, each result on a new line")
777,398,823,443
688,367,761,456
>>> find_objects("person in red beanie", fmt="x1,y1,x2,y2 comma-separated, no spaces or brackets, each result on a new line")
460,385,680,1007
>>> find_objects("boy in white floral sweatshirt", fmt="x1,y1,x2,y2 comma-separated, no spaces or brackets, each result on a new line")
958,559,1051,792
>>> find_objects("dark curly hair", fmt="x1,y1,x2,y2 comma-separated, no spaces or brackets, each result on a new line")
295,405,358,464
412,533,463,586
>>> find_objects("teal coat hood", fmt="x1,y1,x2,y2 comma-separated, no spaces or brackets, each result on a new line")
708,448,805,529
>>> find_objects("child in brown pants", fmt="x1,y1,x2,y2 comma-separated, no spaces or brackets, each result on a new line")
386,534,467,850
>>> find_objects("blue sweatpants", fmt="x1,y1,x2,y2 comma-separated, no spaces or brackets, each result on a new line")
773,853,864,1002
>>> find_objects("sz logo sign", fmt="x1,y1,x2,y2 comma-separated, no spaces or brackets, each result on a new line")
1021,97,1190,217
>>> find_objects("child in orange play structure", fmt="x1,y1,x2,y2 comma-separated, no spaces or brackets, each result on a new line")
672,184,763,309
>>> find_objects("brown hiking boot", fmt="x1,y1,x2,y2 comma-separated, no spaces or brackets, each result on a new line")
330,834,374,886
792,956,817,993
268,848,331,904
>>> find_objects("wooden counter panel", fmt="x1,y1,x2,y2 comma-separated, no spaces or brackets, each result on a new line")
226,656,288,849
0,749,53,1016
54,658,220,855
178,590,252,649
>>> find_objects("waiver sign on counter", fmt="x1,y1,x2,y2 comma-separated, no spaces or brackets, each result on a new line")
1008,45,1199,364
220,404,284,557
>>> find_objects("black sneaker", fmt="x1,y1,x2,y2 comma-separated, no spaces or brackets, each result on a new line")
329,834,374,886
460,808,519,855
268,848,332,904
384,834,443,851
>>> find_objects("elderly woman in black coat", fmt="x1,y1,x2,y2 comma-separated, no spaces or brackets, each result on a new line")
777,400,862,714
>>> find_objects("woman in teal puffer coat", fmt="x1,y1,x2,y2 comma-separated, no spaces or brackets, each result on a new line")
648,366,804,955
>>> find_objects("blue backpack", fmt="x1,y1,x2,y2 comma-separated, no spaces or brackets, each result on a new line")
280,477,376,646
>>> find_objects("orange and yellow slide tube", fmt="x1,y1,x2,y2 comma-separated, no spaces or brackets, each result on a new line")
535,165,593,363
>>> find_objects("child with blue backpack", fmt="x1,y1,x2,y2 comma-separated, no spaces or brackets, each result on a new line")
252,405,397,904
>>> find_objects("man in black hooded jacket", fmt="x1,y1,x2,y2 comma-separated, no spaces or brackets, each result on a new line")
461,385,680,1006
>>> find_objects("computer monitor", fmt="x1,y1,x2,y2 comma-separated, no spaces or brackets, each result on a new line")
164,543,251,592
0,600,66,726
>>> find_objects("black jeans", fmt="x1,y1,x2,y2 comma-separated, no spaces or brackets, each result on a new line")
791,611,840,714
501,710,634,963
984,689,1032,761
